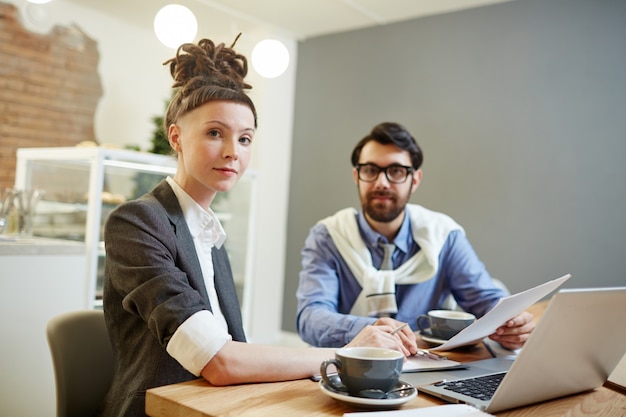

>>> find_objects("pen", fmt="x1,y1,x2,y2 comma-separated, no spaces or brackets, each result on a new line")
390,322,408,335
417,349,448,361
483,340,497,358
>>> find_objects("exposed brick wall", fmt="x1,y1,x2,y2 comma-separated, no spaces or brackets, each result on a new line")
0,2,102,190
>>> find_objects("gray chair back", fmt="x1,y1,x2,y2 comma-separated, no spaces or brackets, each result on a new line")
46,310,114,417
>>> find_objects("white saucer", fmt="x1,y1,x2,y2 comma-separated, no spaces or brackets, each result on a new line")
418,329,449,345
319,375,417,410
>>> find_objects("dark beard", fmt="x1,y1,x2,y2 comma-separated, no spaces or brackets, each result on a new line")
363,191,405,223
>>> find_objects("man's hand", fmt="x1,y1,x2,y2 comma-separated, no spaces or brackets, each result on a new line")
345,318,418,357
373,317,418,356
489,311,535,350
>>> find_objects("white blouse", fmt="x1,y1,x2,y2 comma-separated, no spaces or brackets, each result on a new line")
164,177,232,376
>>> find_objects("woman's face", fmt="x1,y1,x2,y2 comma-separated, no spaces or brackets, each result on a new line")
168,100,255,207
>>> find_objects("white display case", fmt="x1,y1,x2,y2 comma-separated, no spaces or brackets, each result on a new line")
14,147,257,328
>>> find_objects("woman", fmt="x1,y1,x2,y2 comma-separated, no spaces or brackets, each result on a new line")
98,36,416,417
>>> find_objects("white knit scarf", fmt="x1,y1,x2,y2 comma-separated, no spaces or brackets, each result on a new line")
321,204,463,317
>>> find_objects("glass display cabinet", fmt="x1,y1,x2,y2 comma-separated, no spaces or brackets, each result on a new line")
14,147,257,326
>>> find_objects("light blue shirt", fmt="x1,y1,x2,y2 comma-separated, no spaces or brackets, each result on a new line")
296,208,507,347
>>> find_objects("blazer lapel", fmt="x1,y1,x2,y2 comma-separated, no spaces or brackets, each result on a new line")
212,246,247,342
152,181,211,302
152,180,246,342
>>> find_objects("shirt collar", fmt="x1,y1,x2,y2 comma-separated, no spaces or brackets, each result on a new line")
356,209,412,254
166,177,226,248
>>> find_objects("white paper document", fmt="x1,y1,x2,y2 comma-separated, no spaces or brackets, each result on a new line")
432,274,571,351
402,354,466,372
344,403,495,416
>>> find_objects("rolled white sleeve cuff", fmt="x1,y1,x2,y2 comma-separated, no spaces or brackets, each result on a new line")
166,310,232,376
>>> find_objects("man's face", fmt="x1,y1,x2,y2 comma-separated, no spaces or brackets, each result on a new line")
353,141,421,224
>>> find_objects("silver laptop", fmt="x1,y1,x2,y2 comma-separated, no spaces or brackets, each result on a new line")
411,287,626,413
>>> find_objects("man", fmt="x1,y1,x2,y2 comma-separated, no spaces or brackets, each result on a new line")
296,122,534,352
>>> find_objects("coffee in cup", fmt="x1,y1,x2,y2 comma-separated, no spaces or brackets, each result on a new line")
416,310,475,340
320,347,404,396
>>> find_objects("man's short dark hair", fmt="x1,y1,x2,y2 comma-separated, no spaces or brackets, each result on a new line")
350,122,423,169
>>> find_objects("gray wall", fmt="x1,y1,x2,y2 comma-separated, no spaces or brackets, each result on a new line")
282,0,626,332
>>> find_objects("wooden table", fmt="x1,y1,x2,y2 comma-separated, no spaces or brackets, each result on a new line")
146,302,626,417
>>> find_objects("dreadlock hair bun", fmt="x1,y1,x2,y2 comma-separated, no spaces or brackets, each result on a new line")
163,34,257,132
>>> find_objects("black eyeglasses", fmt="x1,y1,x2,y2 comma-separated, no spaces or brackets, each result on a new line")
355,163,414,184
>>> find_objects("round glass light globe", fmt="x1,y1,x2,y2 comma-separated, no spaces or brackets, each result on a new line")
26,0,54,4
153,4,198,49
252,39,290,79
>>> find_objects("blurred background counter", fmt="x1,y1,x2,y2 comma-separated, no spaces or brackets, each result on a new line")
0,237,87,417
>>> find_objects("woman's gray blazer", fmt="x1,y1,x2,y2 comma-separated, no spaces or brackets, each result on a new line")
97,180,246,417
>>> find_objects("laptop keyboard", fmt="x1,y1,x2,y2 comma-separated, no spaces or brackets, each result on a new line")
435,372,506,401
